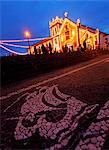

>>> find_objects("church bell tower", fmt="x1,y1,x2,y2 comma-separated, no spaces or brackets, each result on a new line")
49,16,63,52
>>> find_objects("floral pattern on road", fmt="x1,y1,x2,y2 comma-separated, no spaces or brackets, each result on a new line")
14,85,109,150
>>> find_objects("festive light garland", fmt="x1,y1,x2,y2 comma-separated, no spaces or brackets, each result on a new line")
0,37,48,55
0,36,59,55
0,42,29,48
0,44,28,55
0,35,60,43
0,37,48,43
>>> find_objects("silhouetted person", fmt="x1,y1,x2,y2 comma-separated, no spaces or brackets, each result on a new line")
41,44,48,55
34,46,38,56
49,43,52,54
71,45,73,52
83,40,86,51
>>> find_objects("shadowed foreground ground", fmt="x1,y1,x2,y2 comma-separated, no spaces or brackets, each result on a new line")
1,55,109,149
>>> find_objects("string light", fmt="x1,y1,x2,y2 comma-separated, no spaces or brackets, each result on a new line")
0,37,48,43
0,35,59,55
0,35,60,43
0,44,28,55
0,42,29,48
24,31,31,38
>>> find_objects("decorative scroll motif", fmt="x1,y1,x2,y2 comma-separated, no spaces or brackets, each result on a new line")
14,85,109,150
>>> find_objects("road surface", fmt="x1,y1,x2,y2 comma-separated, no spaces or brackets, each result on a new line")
1,55,109,149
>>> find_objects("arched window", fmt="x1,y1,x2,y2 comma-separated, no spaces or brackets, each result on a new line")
55,38,57,44
65,25,68,30
65,31,70,40
55,27,57,34
52,29,54,36
65,25,69,40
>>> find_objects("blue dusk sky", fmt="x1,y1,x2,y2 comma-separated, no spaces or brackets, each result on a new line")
0,0,109,56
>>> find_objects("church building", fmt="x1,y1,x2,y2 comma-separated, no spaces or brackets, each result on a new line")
29,12,108,54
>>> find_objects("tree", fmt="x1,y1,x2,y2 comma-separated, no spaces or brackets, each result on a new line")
41,44,48,55
49,43,52,54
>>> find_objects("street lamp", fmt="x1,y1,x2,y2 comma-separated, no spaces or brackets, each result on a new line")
24,31,31,55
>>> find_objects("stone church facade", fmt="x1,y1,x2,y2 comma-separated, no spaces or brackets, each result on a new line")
29,14,108,54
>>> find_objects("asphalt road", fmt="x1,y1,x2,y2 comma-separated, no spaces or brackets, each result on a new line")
1,55,109,149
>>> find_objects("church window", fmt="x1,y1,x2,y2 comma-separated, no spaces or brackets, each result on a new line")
53,28,55,35
55,27,57,34
55,38,57,44
65,24,70,40
65,25,68,31
65,31,70,40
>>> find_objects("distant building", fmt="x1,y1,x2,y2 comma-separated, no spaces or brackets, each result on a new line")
29,13,109,54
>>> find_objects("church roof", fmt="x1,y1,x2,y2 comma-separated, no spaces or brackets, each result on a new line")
33,37,52,47
66,17,107,35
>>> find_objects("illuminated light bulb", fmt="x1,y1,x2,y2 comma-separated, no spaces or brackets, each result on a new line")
60,18,63,22
24,31,31,38
61,36,64,41
72,30,75,36
56,16,59,20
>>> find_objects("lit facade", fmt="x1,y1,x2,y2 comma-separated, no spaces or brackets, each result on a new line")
30,14,109,54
